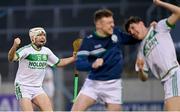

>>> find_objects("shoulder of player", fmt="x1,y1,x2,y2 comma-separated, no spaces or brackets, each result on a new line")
17,44,31,52
81,34,94,45
155,18,173,31
113,27,130,38
41,46,52,52
86,34,93,39
113,27,122,32
22,44,32,49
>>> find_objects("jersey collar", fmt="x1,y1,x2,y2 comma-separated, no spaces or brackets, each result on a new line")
31,43,42,51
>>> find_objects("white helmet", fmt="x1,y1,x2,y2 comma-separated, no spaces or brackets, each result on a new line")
29,27,46,40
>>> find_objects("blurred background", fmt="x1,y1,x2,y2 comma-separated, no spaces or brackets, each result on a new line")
0,0,179,111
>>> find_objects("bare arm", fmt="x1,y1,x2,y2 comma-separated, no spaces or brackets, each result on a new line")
8,38,21,62
154,0,180,25
56,55,76,67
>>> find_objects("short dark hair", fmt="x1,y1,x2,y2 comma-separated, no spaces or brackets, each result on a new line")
124,16,142,32
94,9,113,23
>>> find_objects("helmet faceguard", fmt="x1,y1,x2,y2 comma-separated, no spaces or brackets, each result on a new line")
29,27,46,42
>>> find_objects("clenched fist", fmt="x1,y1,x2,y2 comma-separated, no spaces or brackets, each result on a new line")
14,38,21,47
136,58,144,70
92,58,104,69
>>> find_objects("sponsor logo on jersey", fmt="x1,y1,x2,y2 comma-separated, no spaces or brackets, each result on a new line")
143,30,158,56
26,54,48,69
29,61,47,69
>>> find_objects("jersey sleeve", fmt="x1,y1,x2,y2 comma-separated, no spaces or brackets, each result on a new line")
76,37,93,71
46,48,60,67
114,28,141,45
16,46,28,61
155,18,173,33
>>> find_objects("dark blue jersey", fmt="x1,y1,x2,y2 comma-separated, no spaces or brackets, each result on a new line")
76,28,140,80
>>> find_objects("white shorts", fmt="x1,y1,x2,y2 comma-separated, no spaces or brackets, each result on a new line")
163,68,180,100
78,78,122,104
43,82,54,98
15,83,46,100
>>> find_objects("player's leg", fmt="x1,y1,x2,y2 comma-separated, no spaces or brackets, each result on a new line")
101,79,122,111
19,98,34,111
165,96,180,111
15,83,34,111
43,79,55,109
71,93,96,111
163,69,180,111
106,103,122,111
71,78,97,111
32,93,53,111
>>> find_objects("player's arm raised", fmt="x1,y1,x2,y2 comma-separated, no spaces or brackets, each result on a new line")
8,38,21,62
153,0,180,25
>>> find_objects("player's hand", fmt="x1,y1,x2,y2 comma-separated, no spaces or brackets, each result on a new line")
136,58,144,70
72,52,77,60
14,37,21,47
138,69,148,81
92,58,104,69
150,21,157,28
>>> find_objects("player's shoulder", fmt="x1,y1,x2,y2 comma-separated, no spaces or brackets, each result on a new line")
156,19,167,27
113,27,122,32
22,44,32,49
42,46,51,51
82,34,94,44
155,18,172,31
86,34,93,39
17,44,31,52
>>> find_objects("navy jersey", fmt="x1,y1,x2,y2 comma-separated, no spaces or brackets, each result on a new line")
76,28,140,80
